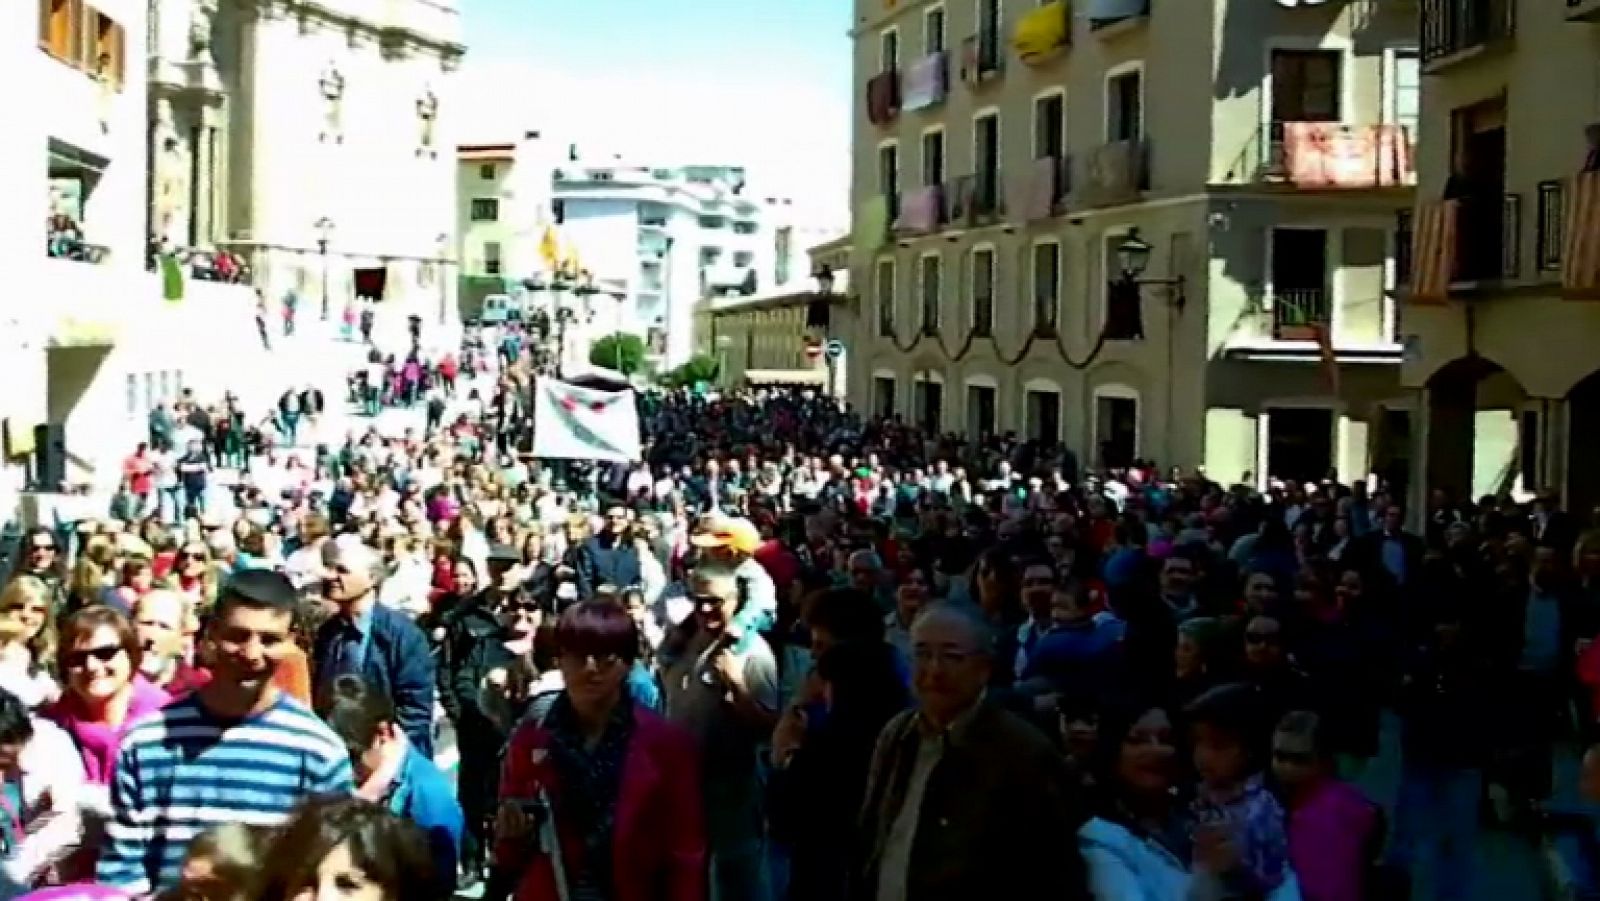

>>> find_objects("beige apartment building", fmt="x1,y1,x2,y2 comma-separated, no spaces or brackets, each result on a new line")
695,236,855,393
1399,0,1600,516
846,0,1420,486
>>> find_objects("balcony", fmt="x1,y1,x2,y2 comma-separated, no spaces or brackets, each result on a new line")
958,32,1002,86
1409,194,1518,300
1269,289,1332,341
1089,0,1150,38
1013,1,1069,66
1080,140,1149,207
1227,122,1415,189
947,172,1005,226
1421,0,1515,68
895,185,946,235
865,70,901,126
1571,0,1600,21
902,52,947,112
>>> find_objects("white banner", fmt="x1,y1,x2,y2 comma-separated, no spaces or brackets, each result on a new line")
530,377,642,462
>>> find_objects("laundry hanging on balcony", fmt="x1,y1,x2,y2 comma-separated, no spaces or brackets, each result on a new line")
901,53,947,111
1407,200,1459,305
1564,171,1600,300
1281,123,1413,189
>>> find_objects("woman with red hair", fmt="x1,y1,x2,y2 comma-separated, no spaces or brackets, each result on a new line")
493,600,704,901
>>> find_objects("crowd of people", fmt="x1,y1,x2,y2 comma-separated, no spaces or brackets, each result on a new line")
0,318,1596,901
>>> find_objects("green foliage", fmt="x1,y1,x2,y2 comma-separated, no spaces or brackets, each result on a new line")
588,332,646,375
659,353,721,388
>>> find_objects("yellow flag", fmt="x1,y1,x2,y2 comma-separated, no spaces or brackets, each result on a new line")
539,226,560,269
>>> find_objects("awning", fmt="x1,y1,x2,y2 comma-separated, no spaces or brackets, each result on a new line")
744,368,825,386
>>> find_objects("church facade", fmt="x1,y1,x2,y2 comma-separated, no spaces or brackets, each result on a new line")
149,0,465,344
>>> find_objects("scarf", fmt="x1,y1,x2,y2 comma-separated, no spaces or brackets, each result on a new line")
545,694,635,897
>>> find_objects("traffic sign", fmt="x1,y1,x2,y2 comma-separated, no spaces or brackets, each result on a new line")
825,339,845,360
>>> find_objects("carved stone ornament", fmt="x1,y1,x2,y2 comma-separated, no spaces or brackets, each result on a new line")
416,88,438,157
318,63,345,143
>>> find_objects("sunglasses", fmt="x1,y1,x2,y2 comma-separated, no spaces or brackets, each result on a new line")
65,645,123,670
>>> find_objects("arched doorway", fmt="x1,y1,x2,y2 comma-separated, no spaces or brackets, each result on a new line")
1424,356,1527,503
1568,370,1600,523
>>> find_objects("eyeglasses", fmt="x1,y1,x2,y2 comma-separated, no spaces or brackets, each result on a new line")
181,552,207,562
64,645,124,670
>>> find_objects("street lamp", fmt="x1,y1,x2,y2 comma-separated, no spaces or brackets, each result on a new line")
1115,231,1154,279
314,216,336,320
813,265,839,397
1104,227,1186,342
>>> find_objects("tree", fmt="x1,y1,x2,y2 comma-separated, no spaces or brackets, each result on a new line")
588,332,646,375
660,353,721,389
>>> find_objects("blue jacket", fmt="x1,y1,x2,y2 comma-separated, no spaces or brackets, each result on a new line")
1023,617,1127,686
313,603,436,756
388,745,464,897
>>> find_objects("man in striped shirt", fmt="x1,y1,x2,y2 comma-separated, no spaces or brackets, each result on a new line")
98,570,354,894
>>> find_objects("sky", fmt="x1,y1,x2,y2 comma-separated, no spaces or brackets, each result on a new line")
455,0,854,224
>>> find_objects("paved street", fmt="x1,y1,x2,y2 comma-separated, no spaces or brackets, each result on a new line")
1349,714,1573,899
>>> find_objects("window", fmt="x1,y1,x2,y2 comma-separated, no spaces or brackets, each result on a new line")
1034,93,1065,159
732,221,758,235
699,215,727,229
41,0,123,85
1271,49,1342,124
921,130,945,187
881,28,899,73
913,380,943,432
469,198,499,221
971,247,995,335
1537,180,1564,271
734,251,754,267
1388,48,1420,140
41,0,81,62
93,11,124,87
483,241,502,275
878,142,900,199
1269,228,1330,339
1032,242,1060,331
874,376,897,418
919,254,943,333
876,259,896,336
553,199,565,224
978,0,1000,38
700,247,723,265
478,163,496,180
1107,69,1142,142
974,112,1000,207
924,6,946,55
775,226,792,284
966,384,997,438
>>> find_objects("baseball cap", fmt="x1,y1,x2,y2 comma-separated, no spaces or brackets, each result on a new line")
691,516,761,555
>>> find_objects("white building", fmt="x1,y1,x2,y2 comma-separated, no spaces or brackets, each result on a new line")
456,131,560,313
552,160,834,367
0,0,270,502
150,0,466,351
